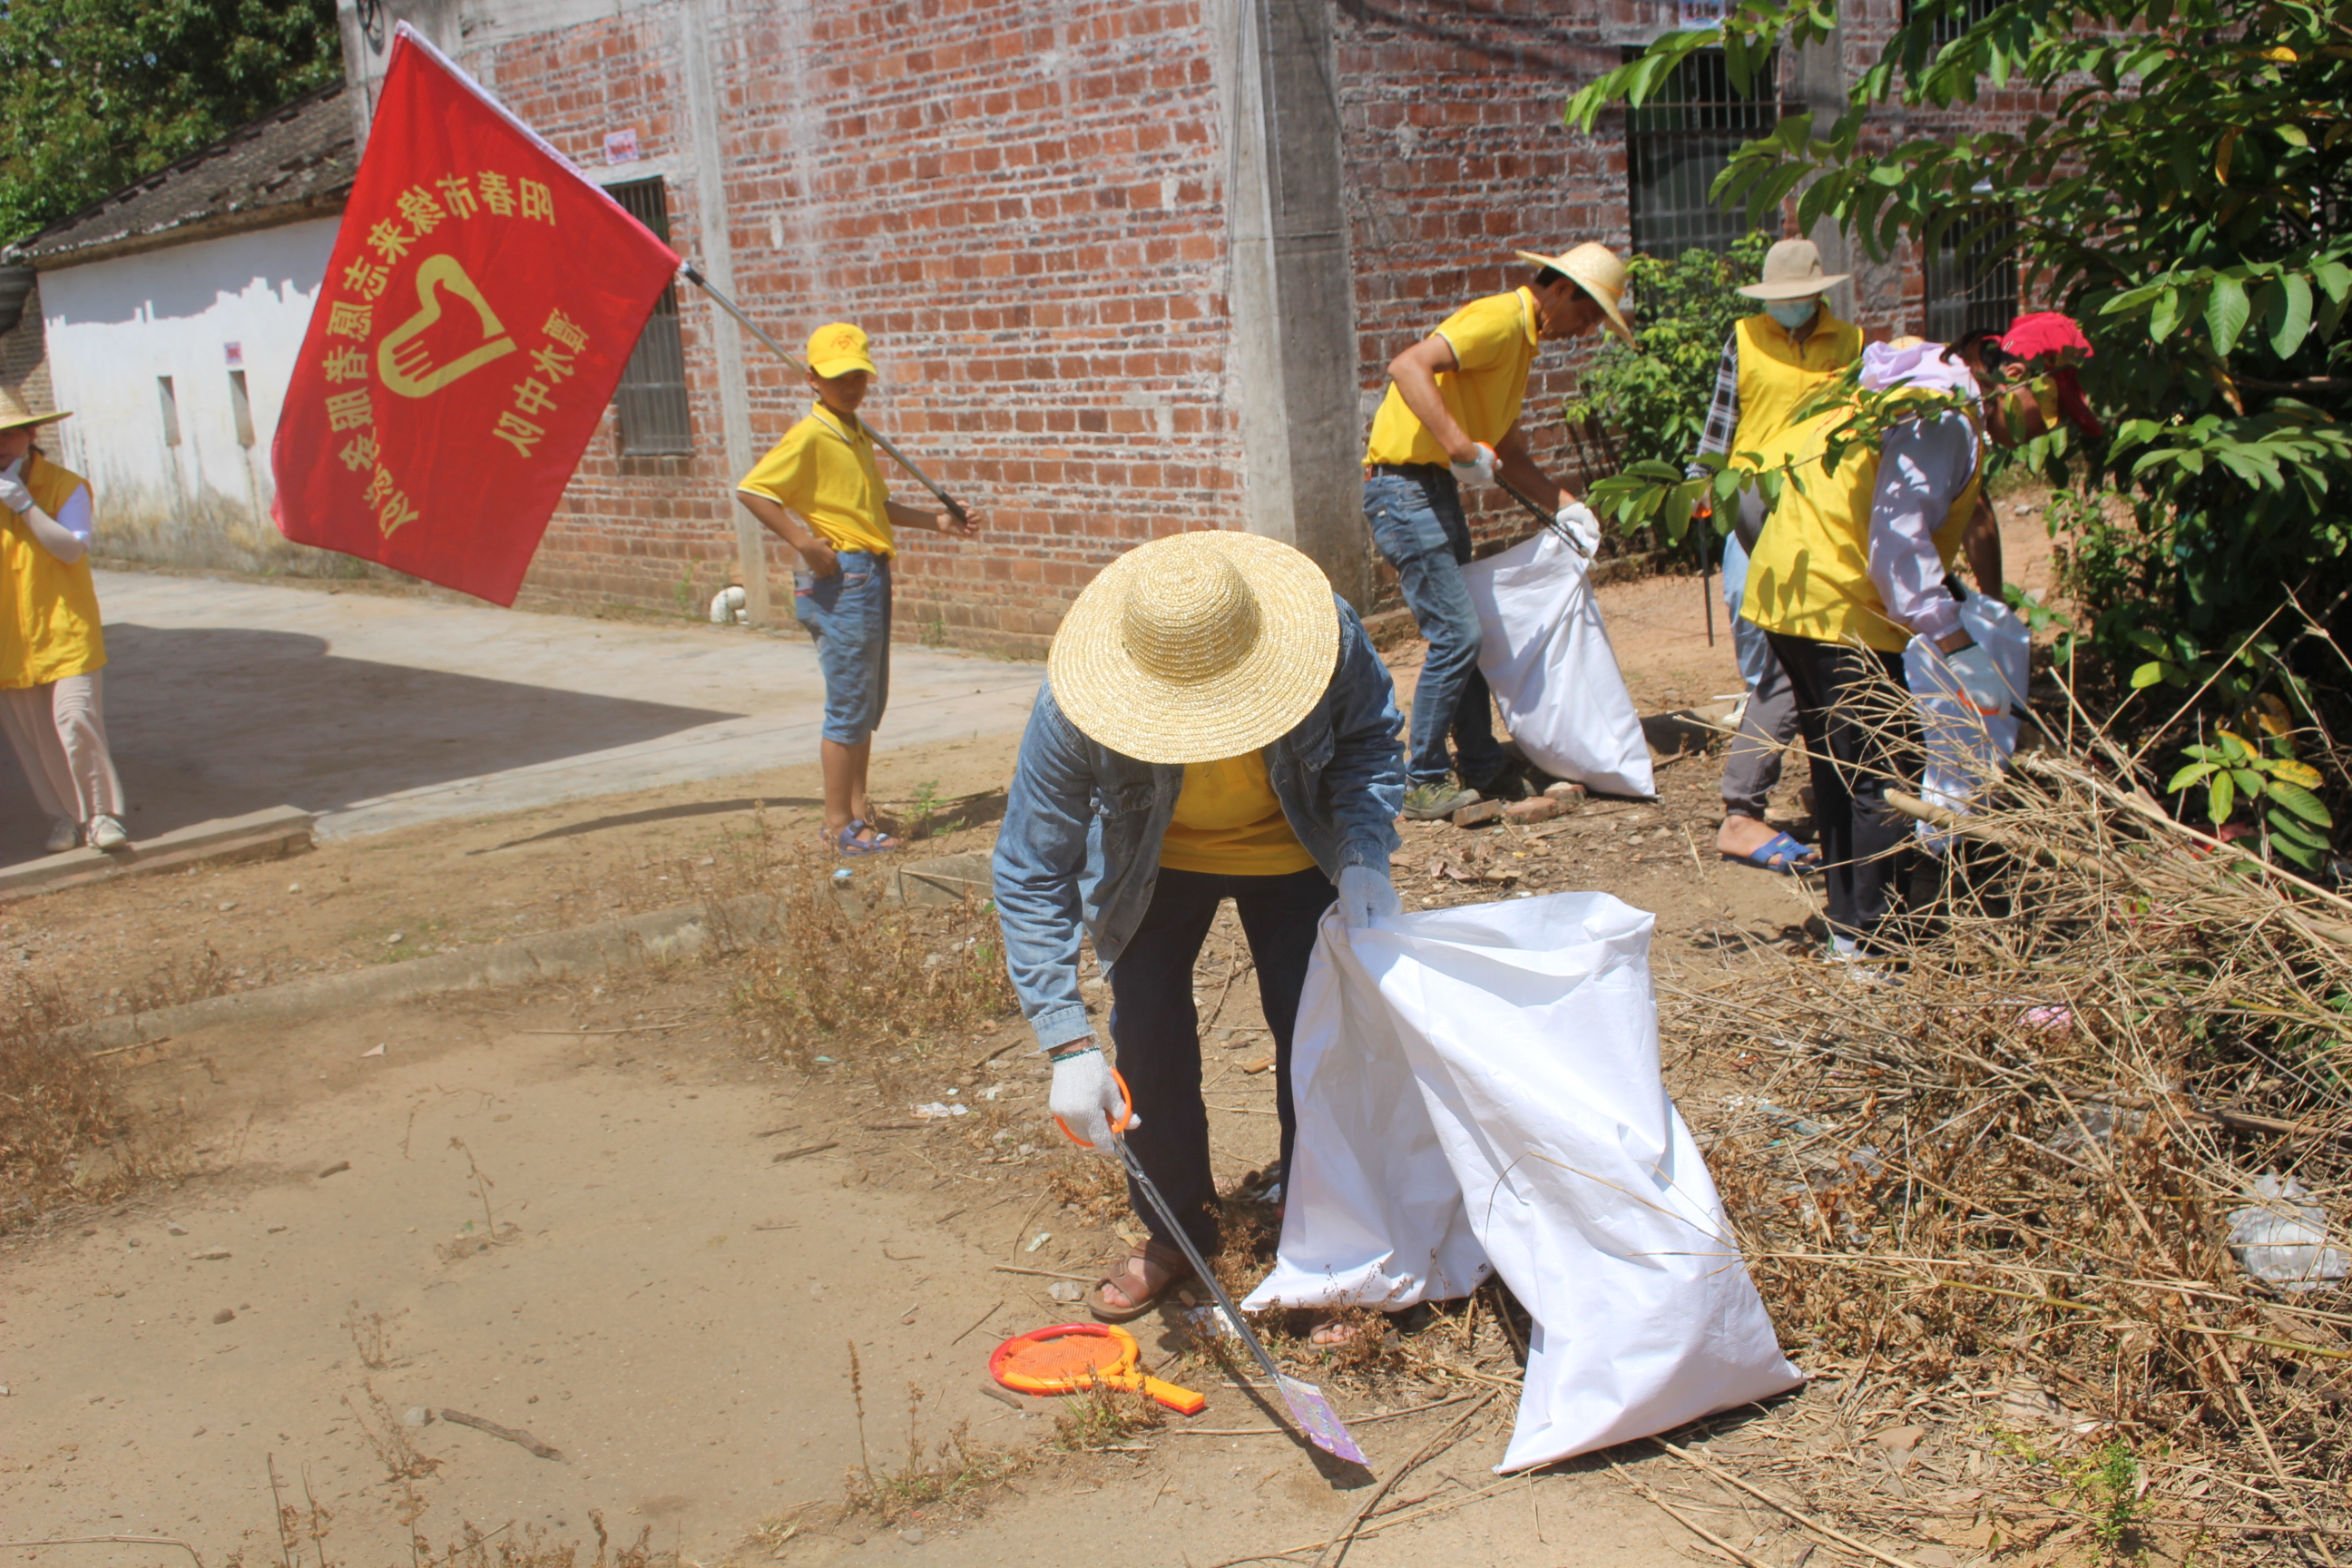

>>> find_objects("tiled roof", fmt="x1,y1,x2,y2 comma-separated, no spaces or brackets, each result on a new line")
21,81,354,266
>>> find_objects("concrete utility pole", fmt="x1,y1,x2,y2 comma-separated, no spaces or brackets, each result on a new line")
677,0,769,625
1214,0,1372,611
335,0,461,145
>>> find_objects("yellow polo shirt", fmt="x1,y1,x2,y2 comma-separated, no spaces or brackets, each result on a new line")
736,402,895,557
1364,288,1540,466
1159,751,1317,877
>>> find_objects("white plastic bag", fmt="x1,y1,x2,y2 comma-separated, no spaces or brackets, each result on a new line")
1904,596,2031,845
1243,894,1802,1471
2229,1175,2350,1292
1460,530,1655,798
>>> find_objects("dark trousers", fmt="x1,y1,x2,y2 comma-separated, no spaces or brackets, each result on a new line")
1764,634,1919,950
1107,865,1335,1254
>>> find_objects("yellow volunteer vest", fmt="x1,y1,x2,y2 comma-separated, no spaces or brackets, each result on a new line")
1729,312,1864,471
1740,405,1984,653
0,452,104,689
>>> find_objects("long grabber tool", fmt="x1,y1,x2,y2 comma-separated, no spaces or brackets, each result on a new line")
678,262,971,528
1493,470,1592,560
1059,1072,1370,1468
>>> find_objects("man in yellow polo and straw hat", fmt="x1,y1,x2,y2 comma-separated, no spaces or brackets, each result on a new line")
0,388,129,853
1362,241,1633,819
993,530,1406,1322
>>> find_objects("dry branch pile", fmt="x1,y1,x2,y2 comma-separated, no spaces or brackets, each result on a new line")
1671,745,2352,1557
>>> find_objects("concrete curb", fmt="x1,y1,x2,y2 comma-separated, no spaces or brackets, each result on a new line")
73,893,780,1054
72,848,1001,1054
0,807,316,904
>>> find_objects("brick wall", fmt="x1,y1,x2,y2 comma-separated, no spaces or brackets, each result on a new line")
451,0,2031,648
473,0,1243,657
0,274,55,414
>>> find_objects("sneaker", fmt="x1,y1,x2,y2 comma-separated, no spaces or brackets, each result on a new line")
44,818,78,853
1468,766,1531,803
87,814,129,850
1400,777,1478,821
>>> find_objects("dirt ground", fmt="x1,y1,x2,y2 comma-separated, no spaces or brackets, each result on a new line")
1,505,2063,1568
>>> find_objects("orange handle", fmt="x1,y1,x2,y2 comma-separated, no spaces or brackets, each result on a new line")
1137,1374,1208,1416
1053,1067,1134,1150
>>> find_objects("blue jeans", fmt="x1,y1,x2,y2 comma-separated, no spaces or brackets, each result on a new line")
794,551,892,745
1363,468,1504,787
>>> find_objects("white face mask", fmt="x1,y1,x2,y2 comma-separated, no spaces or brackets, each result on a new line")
1765,298,1820,330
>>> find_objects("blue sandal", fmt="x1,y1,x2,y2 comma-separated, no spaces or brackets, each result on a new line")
828,818,903,857
1722,831,1819,875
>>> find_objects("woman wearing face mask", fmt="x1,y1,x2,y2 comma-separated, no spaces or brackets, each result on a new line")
1688,239,1864,876
0,388,128,853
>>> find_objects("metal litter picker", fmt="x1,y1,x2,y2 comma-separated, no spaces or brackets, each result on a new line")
1059,1073,1369,1468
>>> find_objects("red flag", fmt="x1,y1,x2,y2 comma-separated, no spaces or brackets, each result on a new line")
270,23,681,605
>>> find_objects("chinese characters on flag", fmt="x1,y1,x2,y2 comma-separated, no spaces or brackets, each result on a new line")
271,23,681,604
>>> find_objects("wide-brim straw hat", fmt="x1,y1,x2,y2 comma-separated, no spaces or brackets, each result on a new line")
1048,530,1339,765
1514,242,1637,346
0,386,70,432
1738,238,1851,301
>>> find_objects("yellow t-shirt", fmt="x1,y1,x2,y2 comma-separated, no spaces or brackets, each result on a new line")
1158,751,1317,877
0,452,103,690
735,403,895,557
1364,289,1539,467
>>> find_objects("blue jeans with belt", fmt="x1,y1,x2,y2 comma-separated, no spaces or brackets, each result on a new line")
1363,466,1504,787
794,551,892,745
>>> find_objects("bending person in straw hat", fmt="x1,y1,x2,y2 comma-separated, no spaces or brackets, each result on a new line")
0,390,129,853
994,531,1406,1323
1362,242,1632,820
1690,238,1861,875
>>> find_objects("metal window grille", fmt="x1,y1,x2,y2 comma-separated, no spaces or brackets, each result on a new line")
1622,48,1786,257
1902,0,2000,48
1923,211,2019,344
606,178,693,456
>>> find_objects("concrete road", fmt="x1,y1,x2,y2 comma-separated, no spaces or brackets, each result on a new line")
0,570,1044,863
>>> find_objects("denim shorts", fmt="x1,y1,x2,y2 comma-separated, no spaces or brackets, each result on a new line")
794,550,892,744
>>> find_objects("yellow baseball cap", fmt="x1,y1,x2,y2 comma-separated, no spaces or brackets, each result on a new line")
807,322,877,378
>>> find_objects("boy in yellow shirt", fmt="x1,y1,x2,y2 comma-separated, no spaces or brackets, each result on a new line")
1362,244,1632,818
735,324,981,854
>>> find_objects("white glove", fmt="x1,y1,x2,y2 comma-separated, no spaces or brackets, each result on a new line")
1944,642,2012,717
0,476,32,514
1554,499,1601,555
1337,864,1400,928
1448,443,1498,486
1049,1046,1132,1152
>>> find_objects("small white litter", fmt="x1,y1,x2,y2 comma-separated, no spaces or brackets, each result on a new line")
2229,1175,2349,1292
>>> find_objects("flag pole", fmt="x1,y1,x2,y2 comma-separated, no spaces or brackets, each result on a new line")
679,263,971,526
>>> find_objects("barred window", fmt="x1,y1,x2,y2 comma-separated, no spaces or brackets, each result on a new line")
606,178,692,456
1622,47,1786,257
1923,209,2020,345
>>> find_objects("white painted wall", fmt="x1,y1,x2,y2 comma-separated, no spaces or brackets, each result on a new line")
39,219,342,573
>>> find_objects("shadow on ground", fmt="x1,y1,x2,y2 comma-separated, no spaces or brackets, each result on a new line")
0,624,740,864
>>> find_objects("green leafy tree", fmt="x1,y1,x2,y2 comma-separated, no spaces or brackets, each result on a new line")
0,0,343,244
1565,0,2350,852
1563,231,1773,473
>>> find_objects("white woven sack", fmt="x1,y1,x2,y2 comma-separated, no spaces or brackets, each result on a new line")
1459,529,1655,798
1244,894,1802,1471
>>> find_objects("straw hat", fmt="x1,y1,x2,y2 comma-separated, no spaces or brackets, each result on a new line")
1737,239,1851,301
0,386,69,433
1514,242,1637,346
1048,531,1338,765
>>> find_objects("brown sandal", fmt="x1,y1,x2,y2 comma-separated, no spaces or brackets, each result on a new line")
1084,1239,1193,1324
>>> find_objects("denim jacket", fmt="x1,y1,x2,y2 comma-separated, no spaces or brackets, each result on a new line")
993,597,1406,1051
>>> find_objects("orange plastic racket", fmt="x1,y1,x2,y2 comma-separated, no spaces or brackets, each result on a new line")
989,1322,1206,1415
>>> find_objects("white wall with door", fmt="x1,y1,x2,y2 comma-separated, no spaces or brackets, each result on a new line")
38,219,341,574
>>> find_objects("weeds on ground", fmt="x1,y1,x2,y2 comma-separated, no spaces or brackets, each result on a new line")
1052,1386,1165,1451
729,858,1016,1075
0,980,184,1230
841,1343,1025,1524
342,1300,404,1369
